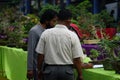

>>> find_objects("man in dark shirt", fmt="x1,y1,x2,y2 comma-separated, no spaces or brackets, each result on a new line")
27,9,58,80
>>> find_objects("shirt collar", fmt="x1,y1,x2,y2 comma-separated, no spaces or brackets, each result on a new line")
37,24,45,30
55,24,68,29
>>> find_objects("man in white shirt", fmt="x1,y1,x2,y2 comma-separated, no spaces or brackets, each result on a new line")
36,9,84,80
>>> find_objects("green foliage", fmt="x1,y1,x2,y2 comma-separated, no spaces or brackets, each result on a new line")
39,4,60,17
90,49,100,59
20,14,39,34
113,35,120,41
98,10,115,27
99,37,120,60
0,7,26,48
66,0,92,19
71,19,80,27
7,22,24,46
0,0,117,50
67,0,96,39
10,0,20,4
67,0,107,40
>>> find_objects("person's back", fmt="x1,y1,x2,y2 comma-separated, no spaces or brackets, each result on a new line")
40,25,83,65
36,9,84,80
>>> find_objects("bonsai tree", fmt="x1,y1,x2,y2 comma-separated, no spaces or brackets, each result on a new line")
98,35,120,70
89,49,100,61
39,4,60,17
98,10,115,28
66,0,108,41
99,36,120,60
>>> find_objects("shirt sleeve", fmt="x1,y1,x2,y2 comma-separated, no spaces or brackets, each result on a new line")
27,30,39,70
36,32,45,55
71,33,84,59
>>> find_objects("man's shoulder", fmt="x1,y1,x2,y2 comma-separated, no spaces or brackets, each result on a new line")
30,25,43,32
67,29,79,40
68,29,77,35
29,25,37,31
44,28,54,32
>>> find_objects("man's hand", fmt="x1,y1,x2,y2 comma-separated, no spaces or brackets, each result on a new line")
82,63,93,69
27,70,34,79
77,75,83,80
38,71,43,80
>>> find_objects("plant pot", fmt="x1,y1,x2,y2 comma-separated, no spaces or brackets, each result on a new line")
113,60,120,74
102,58,114,70
83,39,100,44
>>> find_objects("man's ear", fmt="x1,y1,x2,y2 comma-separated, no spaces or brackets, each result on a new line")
45,21,49,24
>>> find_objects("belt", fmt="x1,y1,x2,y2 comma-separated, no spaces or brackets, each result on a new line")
45,63,73,67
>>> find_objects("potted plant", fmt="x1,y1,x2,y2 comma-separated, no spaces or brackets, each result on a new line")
0,23,9,46
67,0,103,43
0,7,24,47
98,10,117,40
79,13,106,44
112,36,120,74
89,49,100,60
20,14,40,34
6,22,24,47
68,1,116,43
99,35,120,71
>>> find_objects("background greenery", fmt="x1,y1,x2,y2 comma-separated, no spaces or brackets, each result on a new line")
0,0,119,51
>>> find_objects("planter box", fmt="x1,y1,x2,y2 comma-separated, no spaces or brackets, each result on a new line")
83,39,100,44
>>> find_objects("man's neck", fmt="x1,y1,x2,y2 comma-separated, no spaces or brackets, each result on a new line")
39,23,46,29
57,21,66,26
57,21,69,28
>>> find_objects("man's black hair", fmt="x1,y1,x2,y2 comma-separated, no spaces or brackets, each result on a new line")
58,9,72,21
40,9,57,24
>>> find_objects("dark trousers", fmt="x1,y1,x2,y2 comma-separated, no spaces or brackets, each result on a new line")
33,69,38,80
43,65,74,80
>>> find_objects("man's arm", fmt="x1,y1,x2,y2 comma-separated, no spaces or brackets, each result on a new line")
27,30,38,79
37,54,44,80
37,54,44,71
73,57,83,80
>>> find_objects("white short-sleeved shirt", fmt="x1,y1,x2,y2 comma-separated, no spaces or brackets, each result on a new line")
36,24,84,65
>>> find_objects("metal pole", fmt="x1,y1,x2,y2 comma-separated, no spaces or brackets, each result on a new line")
25,0,31,15
60,0,65,9
44,0,47,5
93,0,100,14
37,0,41,11
66,0,71,6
